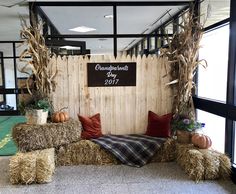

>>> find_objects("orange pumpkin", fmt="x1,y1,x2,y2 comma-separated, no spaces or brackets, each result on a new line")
52,107,69,123
191,133,212,149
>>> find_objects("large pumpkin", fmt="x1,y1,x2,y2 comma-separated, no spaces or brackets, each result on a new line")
191,133,212,149
52,107,69,123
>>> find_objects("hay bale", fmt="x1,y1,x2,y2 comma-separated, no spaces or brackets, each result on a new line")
36,148,55,183
185,150,204,182
176,143,231,182
10,152,37,184
12,119,81,152
219,154,231,179
200,149,220,180
152,138,177,162
56,140,118,166
176,143,195,168
9,148,55,184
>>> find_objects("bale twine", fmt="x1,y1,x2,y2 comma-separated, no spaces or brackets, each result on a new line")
152,138,177,162
9,148,55,184
56,140,118,166
12,119,81,152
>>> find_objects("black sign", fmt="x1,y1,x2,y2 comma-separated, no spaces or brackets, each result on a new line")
87,62,136,87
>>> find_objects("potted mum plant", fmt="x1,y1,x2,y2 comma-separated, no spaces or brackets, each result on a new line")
18,16,57,124
18,91,53,124
171,115,205,143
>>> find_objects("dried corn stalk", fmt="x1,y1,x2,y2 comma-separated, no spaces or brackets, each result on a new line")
18,17,57,97
161,11,207,119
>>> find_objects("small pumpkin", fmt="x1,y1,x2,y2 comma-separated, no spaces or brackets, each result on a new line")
191,133,212,149
52,107,69,123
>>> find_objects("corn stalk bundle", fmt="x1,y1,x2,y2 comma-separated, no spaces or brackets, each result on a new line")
19,17,57,97
161,11,207,119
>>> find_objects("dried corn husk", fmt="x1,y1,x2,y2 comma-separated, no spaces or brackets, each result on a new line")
18,16,57,97
161,11,206,119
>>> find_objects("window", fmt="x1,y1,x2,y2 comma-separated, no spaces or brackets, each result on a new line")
197,110,225,153
234,124,236,164
149,33,155,50
198,24,229,102
200,0,230,28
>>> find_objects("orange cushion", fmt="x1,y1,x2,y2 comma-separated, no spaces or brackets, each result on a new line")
78,113,103,139
145,111,172,137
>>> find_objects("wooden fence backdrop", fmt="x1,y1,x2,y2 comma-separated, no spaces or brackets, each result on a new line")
50,55,173,135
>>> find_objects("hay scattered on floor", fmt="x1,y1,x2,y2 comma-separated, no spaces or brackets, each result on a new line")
9,148,55,184
152,138,176,162
56,140,118,166
12,119,81,152
176,143,231,182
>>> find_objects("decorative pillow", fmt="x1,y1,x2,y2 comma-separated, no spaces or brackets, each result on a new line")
78,113,103,139
145,111,172,137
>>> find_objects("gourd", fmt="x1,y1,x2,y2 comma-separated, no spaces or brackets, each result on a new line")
191,133,212,149
52,107,69,123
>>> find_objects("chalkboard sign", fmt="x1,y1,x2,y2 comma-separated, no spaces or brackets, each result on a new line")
87,62,136,87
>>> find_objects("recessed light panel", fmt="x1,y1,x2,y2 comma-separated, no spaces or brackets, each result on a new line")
69,26,96,33
104,14,113,19
60,46,81,50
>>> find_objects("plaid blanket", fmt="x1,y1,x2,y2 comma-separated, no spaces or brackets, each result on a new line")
92,134,166,167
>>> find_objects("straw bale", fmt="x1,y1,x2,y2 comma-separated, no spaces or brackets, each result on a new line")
9,148,55,184
200,149,220,180
219,154,231,179
9,156,20,184
185,150,204,182
9,152,37,184
152,138,177,162
176,143,195,168
176,143,231,181
36,148,55,183
12,119,81,152
56,140,118,166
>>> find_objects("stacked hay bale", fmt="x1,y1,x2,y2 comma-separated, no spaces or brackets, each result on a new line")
176,143,231,182
151,138,177,162
12,119,81,152
9,148,55,184
10,119,82,185
56,140,118,166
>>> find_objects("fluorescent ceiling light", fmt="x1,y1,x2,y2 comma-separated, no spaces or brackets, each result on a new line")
104,14,113,19
69,26,96,33
60,46,81,50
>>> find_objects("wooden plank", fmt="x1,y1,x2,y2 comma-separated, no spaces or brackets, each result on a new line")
52,55,173,135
